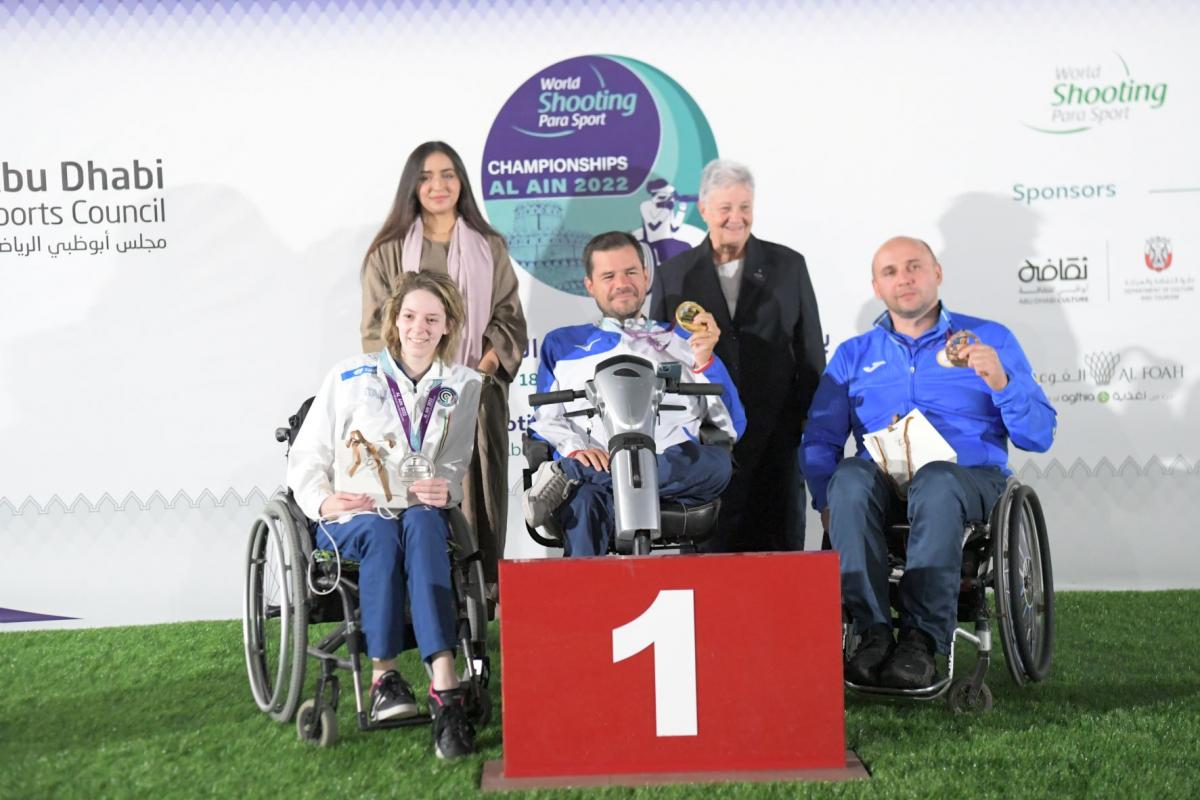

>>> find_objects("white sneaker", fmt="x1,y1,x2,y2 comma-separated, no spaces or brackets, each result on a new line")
522,460,576,528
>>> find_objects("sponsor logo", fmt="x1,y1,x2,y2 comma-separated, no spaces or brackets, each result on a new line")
862,360,886,373
1021,52,1169,135
1017,256,1091,304
436,387,458,407
1040,352,1183,404
1145,236,1172,271
1084,352,1120,385
1123,236,1193,302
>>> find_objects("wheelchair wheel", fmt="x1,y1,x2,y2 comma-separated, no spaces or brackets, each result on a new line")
1007,485,1054,682
947,678,993,714
244,497,308,722
992,483,1054,686
296,699,338,747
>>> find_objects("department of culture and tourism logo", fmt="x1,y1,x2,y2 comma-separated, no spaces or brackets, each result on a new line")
1021,52,1169,135
482,55,717,297
1145,237,1173,271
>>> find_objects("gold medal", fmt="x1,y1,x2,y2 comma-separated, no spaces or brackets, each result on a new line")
675,301,707,333
937,329,979,368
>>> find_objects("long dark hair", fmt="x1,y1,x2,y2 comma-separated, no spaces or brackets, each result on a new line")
363,141,498,266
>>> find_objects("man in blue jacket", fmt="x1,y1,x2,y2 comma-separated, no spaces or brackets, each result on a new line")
802,236,1056,689
524,231,746,556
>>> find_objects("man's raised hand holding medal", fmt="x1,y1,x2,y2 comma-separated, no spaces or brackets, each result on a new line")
675,300,721,371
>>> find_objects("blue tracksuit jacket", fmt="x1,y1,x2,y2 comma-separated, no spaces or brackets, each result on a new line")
802,306,1056,511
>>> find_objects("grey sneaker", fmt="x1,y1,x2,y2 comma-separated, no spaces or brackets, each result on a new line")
369,670,418,722
523,460,576,528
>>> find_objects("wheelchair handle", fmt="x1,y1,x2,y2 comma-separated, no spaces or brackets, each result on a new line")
668,383,724,396
528,389,587,406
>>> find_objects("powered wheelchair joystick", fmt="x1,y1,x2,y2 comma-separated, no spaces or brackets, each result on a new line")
527,354,723,556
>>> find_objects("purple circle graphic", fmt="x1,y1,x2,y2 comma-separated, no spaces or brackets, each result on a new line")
482,55,660,201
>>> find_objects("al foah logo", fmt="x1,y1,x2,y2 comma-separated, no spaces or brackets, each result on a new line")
1144,236,1172,271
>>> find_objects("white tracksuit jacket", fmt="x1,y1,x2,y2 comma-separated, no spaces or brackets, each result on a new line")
287,350,482,521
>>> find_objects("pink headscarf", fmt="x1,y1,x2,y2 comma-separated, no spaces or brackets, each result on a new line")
401,216,494,369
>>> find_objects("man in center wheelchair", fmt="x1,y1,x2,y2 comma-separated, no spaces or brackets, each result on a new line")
522,230,747,556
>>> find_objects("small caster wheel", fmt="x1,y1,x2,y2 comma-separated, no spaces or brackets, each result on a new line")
296,699,339,746
947,679,993,714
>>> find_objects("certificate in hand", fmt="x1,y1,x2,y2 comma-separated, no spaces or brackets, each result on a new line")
863,409,957,494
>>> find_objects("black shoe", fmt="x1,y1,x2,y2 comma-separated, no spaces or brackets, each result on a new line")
369,671,418,722
845,624,894,686
880,627,938,689
430,687,476,760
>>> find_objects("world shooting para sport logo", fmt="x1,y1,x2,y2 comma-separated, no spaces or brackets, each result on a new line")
1020,52,1168,135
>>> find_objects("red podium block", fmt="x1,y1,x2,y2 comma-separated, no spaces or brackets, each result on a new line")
489,552,859,787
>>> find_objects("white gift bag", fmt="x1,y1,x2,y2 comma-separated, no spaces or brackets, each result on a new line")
863,409,957,495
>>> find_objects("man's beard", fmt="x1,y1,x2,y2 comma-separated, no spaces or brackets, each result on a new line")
600,296,643,321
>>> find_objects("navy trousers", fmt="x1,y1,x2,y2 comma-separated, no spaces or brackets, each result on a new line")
827,458,1006,653
556,441,732,557
316,507,455,661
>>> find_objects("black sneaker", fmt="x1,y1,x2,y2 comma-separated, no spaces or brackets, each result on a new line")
429,687,476,760
369,671,418,722
880,627,938,689
845,623,894,686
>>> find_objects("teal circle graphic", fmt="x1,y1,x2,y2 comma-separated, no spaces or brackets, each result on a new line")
482,55,717,297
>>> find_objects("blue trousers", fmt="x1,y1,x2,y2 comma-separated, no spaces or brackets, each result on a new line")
827,458,1006,653
316,507,455,661
557,441,733,557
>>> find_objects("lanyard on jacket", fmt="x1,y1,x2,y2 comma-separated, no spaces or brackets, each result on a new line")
384,374,442,451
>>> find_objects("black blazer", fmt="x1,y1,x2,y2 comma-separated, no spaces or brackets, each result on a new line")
650,235,825,467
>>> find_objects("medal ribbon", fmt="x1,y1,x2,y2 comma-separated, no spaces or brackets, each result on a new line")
384,374,442,453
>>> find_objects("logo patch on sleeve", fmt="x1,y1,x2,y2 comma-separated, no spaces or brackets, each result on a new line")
436,386,458,407
340,365,377,380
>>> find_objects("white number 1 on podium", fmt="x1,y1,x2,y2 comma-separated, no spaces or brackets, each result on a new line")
612,589,698,737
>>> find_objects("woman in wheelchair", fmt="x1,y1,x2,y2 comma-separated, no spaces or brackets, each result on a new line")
286,270,482,759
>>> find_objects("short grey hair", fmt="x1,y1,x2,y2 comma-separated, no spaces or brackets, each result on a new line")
699,158,755,202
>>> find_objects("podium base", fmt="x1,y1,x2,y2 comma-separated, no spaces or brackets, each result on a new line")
480,751,869,791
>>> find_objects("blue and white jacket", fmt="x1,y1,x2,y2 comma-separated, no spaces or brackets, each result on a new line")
530,318,747,456
802,306,1056,511
287,351,482,520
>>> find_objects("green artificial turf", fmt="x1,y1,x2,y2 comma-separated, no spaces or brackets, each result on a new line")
2,591,1198,799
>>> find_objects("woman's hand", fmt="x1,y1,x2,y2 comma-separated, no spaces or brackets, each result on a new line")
319,492,375,518
477,350,501,376
409,477,451,508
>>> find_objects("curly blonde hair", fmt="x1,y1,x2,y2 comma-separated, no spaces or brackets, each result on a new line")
380,271,466,364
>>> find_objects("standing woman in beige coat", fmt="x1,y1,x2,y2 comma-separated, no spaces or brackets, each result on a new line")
361,141,527,600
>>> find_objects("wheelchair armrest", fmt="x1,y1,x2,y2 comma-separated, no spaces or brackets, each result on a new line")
523,434,551,469
698,422,732,451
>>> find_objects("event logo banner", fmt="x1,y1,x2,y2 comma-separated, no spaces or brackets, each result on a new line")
482,55,717,296
1020,51,1169,135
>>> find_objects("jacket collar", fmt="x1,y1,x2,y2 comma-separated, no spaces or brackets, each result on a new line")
874,302,955,346
379,349,446,389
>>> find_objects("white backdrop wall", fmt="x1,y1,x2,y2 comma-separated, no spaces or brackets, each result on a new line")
2,0,1197,629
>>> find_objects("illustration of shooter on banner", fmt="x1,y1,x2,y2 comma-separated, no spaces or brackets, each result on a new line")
483,55,716,296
